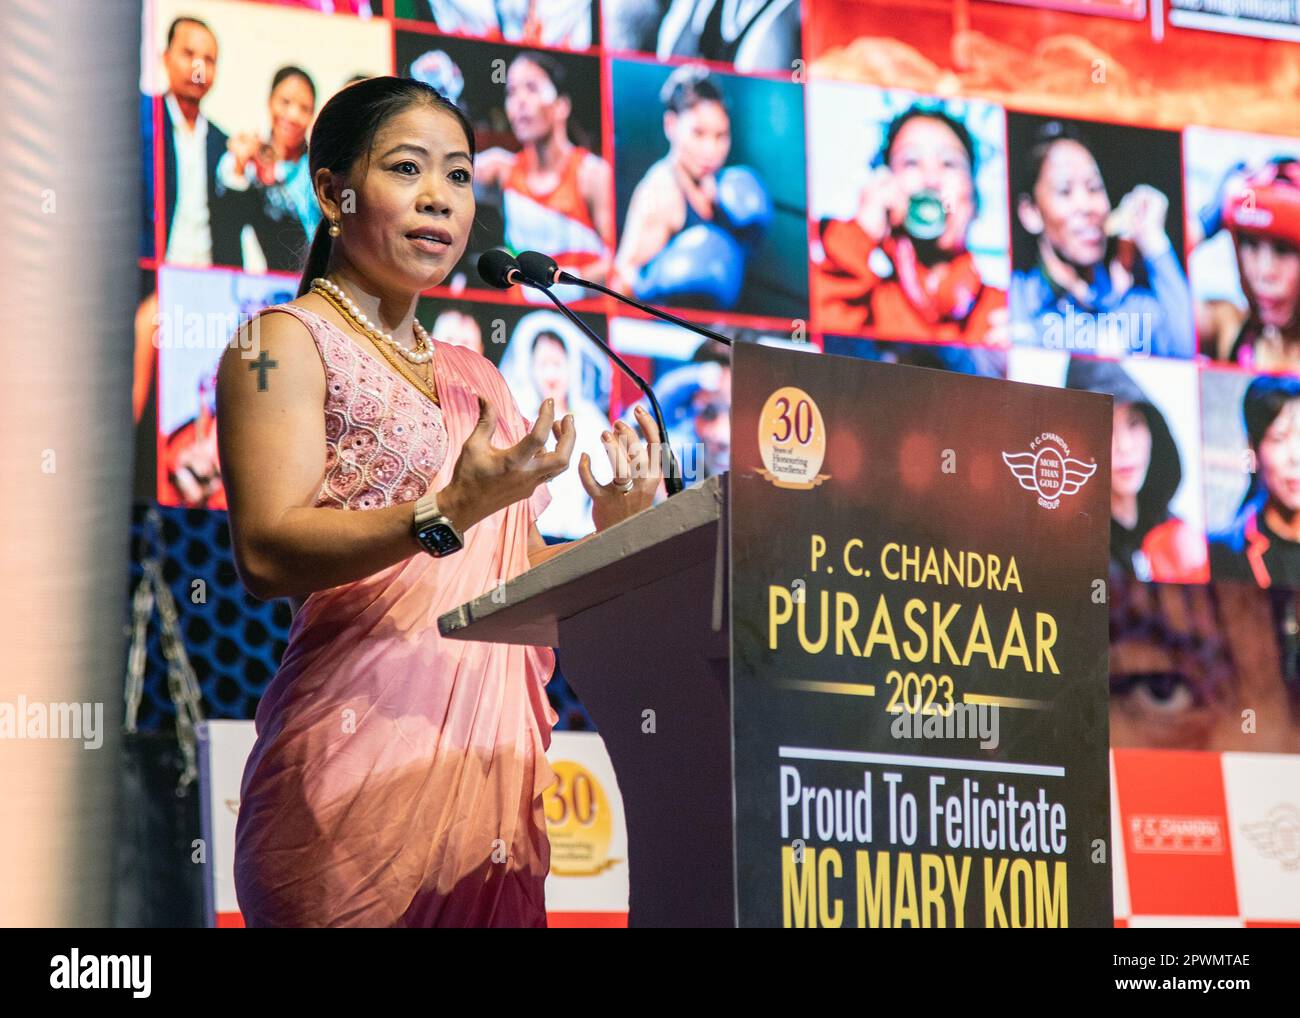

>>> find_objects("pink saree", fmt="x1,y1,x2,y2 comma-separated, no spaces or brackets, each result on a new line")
232,303,558,927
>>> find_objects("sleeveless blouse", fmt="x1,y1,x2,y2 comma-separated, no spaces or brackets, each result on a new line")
231,302,557,928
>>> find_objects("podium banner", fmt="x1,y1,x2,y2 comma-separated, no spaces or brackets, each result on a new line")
729,342,1114,927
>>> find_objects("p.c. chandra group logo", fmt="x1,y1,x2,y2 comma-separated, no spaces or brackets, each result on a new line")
1001,432,1096,510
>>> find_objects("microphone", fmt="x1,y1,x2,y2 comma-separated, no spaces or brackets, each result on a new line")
477,248,525,289
475,250,686,498
515,250,733,347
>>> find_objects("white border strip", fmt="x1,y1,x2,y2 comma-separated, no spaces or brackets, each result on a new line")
779,746,1066,778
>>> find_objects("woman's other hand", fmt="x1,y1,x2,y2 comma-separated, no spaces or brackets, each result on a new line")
227,131,262,178
1115,184,1172,260
579,405,664,532
854,166,908,245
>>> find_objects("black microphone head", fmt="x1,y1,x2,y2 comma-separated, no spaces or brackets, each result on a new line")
477,249,520,289
516,250,560,287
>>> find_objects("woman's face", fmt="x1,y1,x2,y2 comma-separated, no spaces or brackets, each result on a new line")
330,104,475,293
1112,402,1152,500
531,336,570,402
1257,398,1300,511
887,116,976,252
269,75,314,153
1237,234,1300,329
1024,139,1110,268
665,100,731,180
432,310,483,354
505,58,563,146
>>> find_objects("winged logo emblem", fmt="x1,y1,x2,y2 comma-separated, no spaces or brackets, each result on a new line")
1002,434,1096,509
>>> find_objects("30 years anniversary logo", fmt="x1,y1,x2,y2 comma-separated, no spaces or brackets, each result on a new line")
756,386,832,490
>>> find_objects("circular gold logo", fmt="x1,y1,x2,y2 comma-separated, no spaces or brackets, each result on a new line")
543,759,617,875
757,386,830,489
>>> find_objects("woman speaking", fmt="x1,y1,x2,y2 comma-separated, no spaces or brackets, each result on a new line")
216,76,663,927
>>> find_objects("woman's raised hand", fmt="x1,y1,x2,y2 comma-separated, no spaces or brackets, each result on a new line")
579,405,664,532
855,167,908,244
438,395,575,532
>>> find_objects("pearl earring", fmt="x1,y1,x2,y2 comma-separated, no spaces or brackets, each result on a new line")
328,219,341,238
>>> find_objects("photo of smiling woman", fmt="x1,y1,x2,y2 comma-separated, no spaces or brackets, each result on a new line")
215,65,322,273
215,76,664,927
809,89,1008,344
1007,116,1193,359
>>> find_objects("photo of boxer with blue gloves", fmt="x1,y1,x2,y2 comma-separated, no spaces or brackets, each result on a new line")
613,64,774,311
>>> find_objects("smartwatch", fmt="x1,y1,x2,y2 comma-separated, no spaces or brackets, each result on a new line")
411,489,464,557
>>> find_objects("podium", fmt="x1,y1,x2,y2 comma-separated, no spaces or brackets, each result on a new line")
440,341,1116,928
438,472,735,928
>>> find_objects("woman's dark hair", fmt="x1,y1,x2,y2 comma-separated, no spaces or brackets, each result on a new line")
531,329,568,354
271,65,316,102
879,105,977,176
1234,374,1300,514
659,65,728,114
506,51,594,150
1128,401,1182,534
1065,358,1181,538
510,51,568,100
296,75,476,296
1020,119,1093,204
1010,117,1112,272
1244,374,1300,451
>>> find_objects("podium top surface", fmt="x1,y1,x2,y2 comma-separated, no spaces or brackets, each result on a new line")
437,473,725,647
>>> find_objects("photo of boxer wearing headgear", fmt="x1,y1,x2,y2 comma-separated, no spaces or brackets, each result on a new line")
811,101,1007,344
1194,157,1300,373
613,65,775,311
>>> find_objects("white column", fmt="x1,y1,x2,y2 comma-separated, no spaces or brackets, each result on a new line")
0,0,139,925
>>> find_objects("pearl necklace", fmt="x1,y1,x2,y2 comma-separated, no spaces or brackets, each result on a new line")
310,277,433,364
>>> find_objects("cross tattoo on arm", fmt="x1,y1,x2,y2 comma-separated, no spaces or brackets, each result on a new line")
249,350,277,391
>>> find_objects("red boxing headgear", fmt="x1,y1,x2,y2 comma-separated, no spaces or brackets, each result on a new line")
1224,158,1300,250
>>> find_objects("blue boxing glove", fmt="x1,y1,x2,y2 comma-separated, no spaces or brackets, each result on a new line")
714,165,773,250
633,223,745,309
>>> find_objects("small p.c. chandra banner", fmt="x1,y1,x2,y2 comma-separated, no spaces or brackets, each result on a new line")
729,342,1113,928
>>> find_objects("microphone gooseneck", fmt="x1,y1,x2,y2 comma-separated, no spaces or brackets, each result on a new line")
485,249,686,497
516,250,733,348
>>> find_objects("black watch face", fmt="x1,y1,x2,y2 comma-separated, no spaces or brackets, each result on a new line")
417,521,463,556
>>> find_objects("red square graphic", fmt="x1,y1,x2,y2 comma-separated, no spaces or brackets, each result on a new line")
1113,750,1239,917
